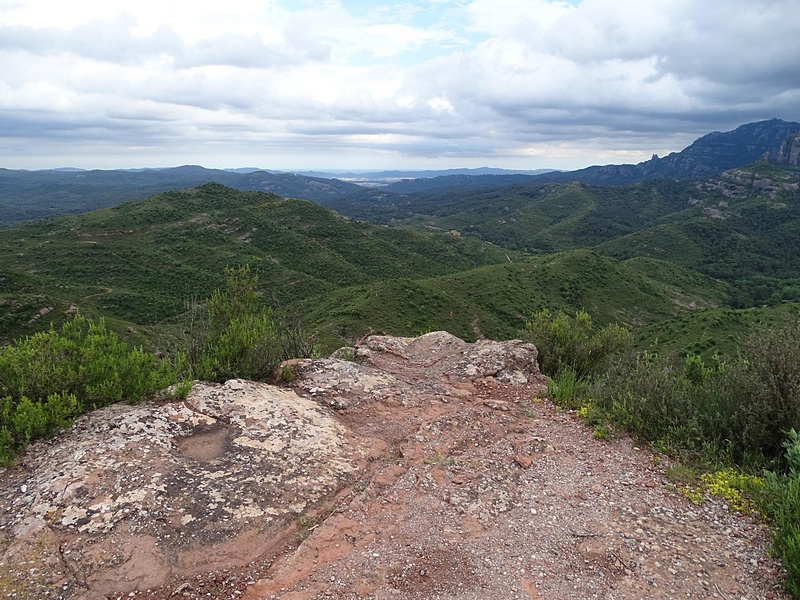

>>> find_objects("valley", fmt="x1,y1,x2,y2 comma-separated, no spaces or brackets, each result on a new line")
2,119,800,598
2,150,799,359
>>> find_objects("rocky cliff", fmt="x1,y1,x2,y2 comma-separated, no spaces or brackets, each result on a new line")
776,133,800,166
544,118,800,185
0,332,788,599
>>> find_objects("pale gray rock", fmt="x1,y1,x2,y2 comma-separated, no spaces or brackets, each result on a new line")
0,332,543,598
0,379,365,598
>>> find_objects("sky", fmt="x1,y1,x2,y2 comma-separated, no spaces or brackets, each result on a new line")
1,0,799,171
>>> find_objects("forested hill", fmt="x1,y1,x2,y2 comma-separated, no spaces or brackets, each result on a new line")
325,162,800,310
0,166,384,227
0,183,513,344
3,119,800,226
0,183,731,354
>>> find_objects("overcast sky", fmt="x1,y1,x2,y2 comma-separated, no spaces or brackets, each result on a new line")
1,0,799,171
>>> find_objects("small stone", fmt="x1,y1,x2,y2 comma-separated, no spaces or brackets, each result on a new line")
483,400,510,411
515,454,533,469
171,583,193,596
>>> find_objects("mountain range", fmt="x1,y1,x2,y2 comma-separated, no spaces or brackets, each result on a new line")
2,119,798,227
1,118,799,359
375,119,800,193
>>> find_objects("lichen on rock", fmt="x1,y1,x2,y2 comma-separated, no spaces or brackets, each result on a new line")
0,379,366,598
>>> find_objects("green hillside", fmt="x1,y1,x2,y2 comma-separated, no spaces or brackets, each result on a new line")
635,302,800,359
302,250,729,344
0,183,512,345
0,183,735,356
596,164,800,305
327,178,700,252
329,163,800,308
2,175,796,359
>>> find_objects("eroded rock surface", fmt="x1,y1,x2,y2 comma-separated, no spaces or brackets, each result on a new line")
0,331,790,599
0,380,367,598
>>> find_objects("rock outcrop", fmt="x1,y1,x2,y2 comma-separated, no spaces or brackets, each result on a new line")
0,379,371,597
0,332,543,598
530,118,800,185
0,332,789,600
776,133,800,166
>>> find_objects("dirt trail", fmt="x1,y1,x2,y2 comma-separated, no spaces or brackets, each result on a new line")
0,332,789,599
240,336,787,600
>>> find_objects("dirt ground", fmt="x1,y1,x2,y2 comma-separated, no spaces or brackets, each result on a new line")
0,332,790,599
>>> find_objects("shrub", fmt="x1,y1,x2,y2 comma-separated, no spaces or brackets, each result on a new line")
546,368,588,410
0,314,177,407
523,310,632,379
595,352,715,458
763,430,800,596
0,314,178,462
186,265,317,383
723,323,800,465
595,319,800,467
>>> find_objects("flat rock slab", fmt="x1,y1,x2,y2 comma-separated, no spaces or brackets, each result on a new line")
0,380,365,598
0,331,790,599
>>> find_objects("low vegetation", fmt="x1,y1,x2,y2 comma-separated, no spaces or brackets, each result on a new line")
764,431,800,597
0,314,179,462
186,264,317,382
0,265,317,463
612,333,797,467
529,310,800,592
523,309,632,380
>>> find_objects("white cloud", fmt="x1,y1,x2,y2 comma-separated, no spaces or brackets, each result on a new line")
428,95,455,114
0,0,798,170
465,0,575,35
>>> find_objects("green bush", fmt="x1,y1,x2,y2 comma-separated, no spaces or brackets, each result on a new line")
725,324,800,464
0,314,178,462
187,265,317,383
546,368,588,410
763,430,800,596
596,353,718,459
0,392,80,450
596,320,800,466
0,314,178,406
523,310,632,379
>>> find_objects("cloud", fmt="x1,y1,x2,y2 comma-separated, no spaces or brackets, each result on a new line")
177,32,330,68
0,15,182,63
0,0,798,170
0,15,330,68
403,0,800,148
